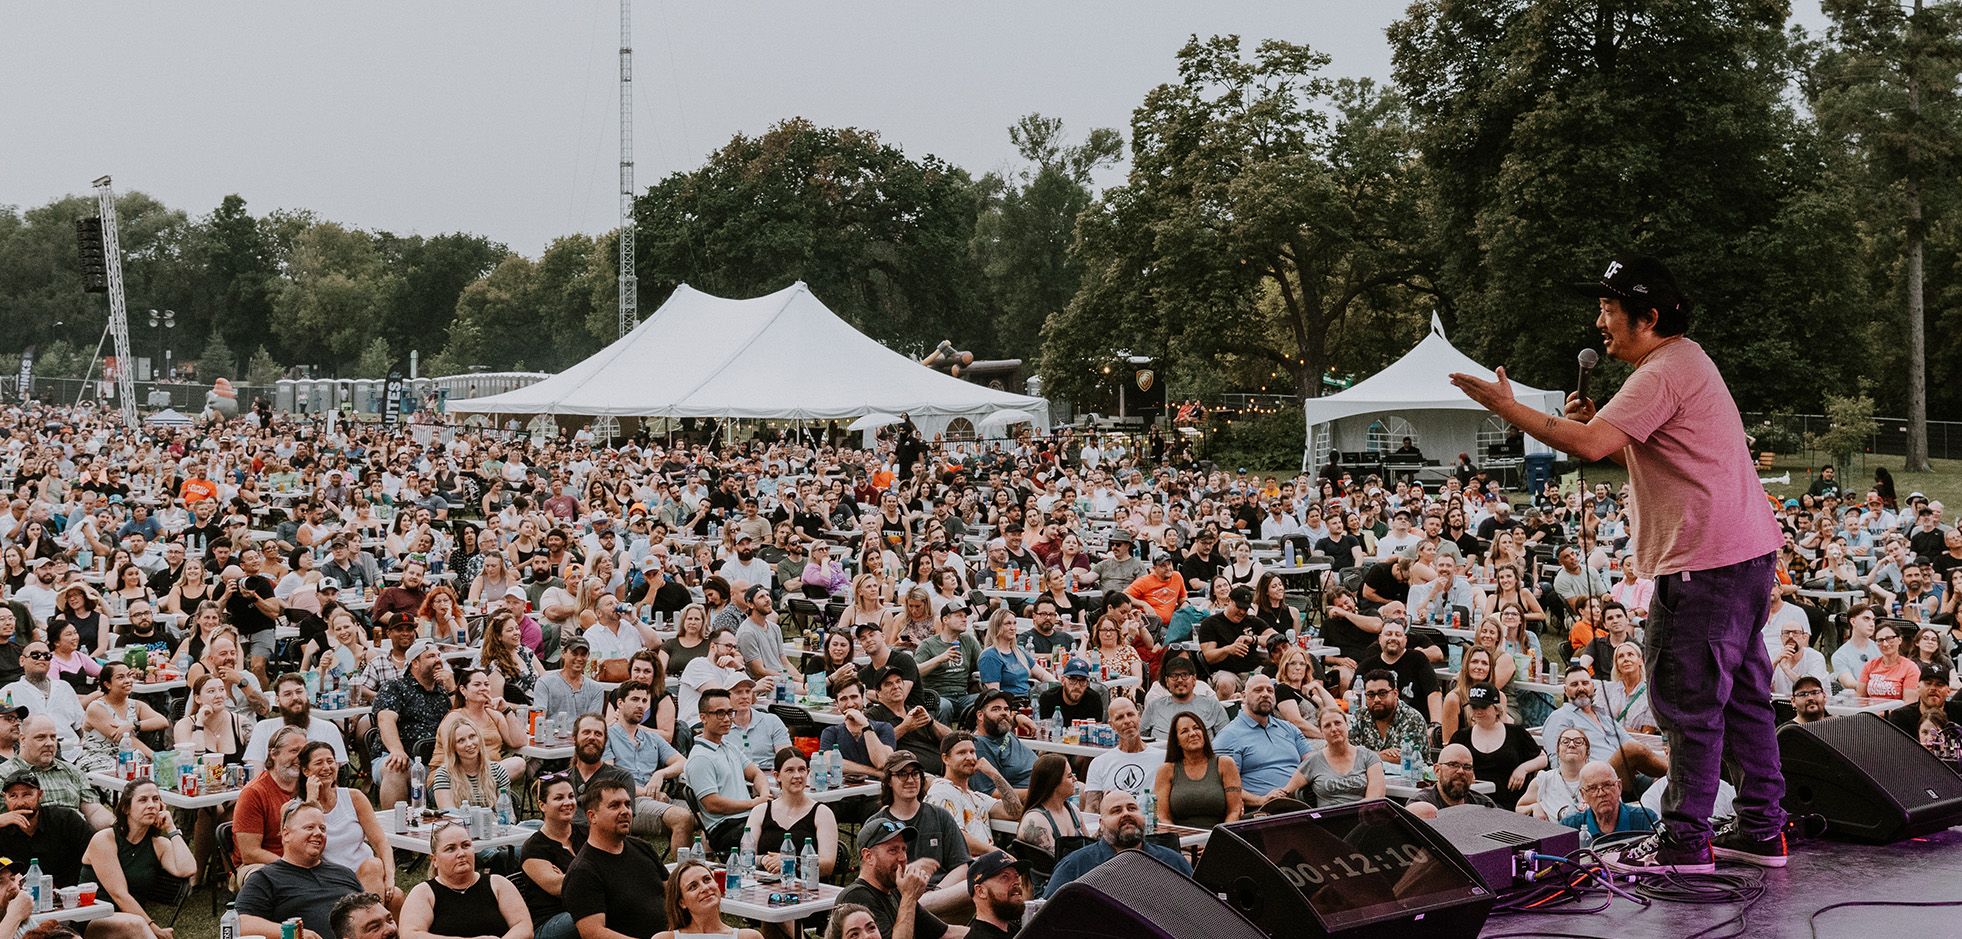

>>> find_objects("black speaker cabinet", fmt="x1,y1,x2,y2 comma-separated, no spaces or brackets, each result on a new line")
1778,711,1962,843
1023,849,1269,939
1193,799,1494,939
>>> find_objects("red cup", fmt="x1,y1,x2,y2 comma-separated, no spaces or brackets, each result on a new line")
713,869,726,892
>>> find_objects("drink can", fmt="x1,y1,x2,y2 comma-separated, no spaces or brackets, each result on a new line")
282,919,300,939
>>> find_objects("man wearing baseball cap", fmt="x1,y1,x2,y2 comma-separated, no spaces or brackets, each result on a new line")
1037,658,1105,724
1453,253,1788,873
1123,551,1187,624
965,850,1030,939
1092,529,1147,594
836,817,947,939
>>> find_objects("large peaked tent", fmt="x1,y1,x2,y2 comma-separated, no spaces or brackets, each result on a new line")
1303,313,1561,471
449,282,1048,438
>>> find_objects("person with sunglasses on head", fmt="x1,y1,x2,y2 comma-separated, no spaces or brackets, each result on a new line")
397,819,528,939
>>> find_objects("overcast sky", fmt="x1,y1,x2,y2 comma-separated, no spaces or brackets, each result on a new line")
3,1,1829,258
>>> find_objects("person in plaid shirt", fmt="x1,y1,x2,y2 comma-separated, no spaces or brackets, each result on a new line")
0,714,109,829
1348,670,1429,767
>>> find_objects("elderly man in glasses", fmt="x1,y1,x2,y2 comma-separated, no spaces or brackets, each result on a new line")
1556,761,1659,845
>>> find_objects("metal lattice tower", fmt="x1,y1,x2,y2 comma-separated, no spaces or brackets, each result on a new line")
617,0,638,338
93,176,138,428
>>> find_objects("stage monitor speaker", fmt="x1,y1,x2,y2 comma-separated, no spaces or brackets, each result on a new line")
1193,799,1493,939
1022,849,1268,939
1778,711,1962,843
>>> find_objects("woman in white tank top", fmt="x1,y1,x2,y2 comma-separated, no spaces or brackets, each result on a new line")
298,740,401,906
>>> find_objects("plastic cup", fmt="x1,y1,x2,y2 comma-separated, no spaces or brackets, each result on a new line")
713,868,727,892
57,887,80,909
77,884,95,906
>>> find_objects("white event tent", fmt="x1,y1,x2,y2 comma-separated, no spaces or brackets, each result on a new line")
449,281,1048,441
1303,314,1561,472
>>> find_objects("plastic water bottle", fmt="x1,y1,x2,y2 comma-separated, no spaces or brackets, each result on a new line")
1401,732,1417,780
812,751,829,793
23,859,42,913
219,904,240,939
830,746,844,785
496,791,515,827
118,735,135,779
779,834,798,883
409,757,427,810
739,826,756,878
1283,541,1296,568
726,848,744,892
801,838,821,891
691,833,707,865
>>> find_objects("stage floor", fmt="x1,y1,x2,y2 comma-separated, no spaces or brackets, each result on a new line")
1488,828,1962,938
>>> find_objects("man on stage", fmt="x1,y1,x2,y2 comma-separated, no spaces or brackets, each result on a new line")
1450,254,1788,874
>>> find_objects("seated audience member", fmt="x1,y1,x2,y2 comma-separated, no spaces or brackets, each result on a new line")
603,680,695,852
516,774,584,939
0,768,100,898
373,639,457,808
534,637,605,724
1886,663,1962,736
1153,712,1240,829
962,850,1033,939
81,778,198,938
1356,620,1442,724
1197,586,1274,677
965,691,1035,798
1517,727,1593,821
1859,622,1921,703
836,817,946,939
1082,697,1163,812
1783,676,1831,725
655,859,764,939
236,802,366,939
1768,620,1830,697
0,715,111,830
1403,743,1499,819
397,820,529,939
682,688,772,852
1043,789,1191,898
1558,761,1662,845
1036,658,1106,725
1014,754,1092,858
1447,683,1543,811
244,672,348,770
928,732,1024,857
232,726,308,885
1537,666,1668,792
295,741,399,913
1139,655,1227,740
562,776,671,939
76,664,169,776
1213,675,1311,809
677,631,745,726
1346,670,1427,765
818,679,896,777
4,640,87,758
722,677,792,766
863,752,971,917
1274,706,1384,807
331,894,401,939
741,748,840,883
864,667,950,777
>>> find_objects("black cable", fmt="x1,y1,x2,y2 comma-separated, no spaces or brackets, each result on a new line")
1808,899,1962,939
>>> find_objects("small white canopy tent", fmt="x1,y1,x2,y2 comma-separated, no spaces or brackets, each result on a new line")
450,282,1048,442
1303,313,1562,472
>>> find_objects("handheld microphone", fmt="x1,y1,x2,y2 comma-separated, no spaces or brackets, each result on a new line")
1577,348,1600,405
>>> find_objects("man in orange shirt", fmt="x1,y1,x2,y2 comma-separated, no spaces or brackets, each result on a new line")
179,461,219,504
1125,552,1187,623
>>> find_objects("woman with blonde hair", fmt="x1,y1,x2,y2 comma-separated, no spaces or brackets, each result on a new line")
1440,644,1511,741
883,586,936,650
834,573,888,634
979,607,1053,698
1271,645,1338,739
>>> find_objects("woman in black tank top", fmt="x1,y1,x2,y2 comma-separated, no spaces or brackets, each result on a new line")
741,749,839,880
402,821,529,939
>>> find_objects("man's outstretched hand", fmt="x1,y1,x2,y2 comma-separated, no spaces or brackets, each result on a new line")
1448,367,1514,413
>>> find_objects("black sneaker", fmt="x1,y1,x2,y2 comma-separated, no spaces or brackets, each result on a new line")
1710,821,1789,868
1601,833,1715,875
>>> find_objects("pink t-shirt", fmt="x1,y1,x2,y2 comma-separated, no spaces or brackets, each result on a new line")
1596,338,1783,577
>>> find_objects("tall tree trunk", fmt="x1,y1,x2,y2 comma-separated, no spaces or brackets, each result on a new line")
1907,0,1932,472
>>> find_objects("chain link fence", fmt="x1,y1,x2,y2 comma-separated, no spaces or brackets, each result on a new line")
2,375,270,414
1741,412,1962,462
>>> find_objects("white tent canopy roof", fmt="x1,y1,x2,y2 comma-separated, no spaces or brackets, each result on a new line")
1303,313,1562,429
449,282,1047,421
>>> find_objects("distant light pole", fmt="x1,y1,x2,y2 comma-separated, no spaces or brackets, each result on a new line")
146,309,175,379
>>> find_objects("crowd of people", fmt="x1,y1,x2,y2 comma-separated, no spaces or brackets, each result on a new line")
0,398,1951,939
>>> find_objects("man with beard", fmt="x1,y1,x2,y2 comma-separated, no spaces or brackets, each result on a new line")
963,850,1031,939
1197,586,1274,677
1348,670,1429,764
1357,620,1443,724
1139,654,1227,740
735,584,796,687
1783,676,1830,725
233,725,309,883
1886,663,1962,736
1539,665,1669,792
1216,675,1312,809
867,668,950,777
331,893,400,939
1043,789,1190,898
927,733,1024,857
371,558,429,632
373,640,456,808
0,767,96,889
244,673,348,770
563,712,632,827
965,691,1034,798
606,680,696,851
145,539,188,595
721,529,774,588
1404,743,1498,819
835,817,947,939
237,802,365,939
563,777,670,939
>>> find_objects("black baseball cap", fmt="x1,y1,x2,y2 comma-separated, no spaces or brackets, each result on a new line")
1920,662,1952,686
1573,254,1681,305
857,817,916,852
1466,682,1502,710
967,849,1031,893
1228,585,1256,609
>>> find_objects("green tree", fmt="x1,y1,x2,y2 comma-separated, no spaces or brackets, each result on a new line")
194,327,236,382
970,115,1122,360
1807,393,1881,477
1390,0,1867,412
373,231,506,361
351,336,393,379
193,194,280,358
632,118,988,353
269,222,398,372
33,340,85,381
1812,0,1962,470
245,345,284,386
1044,36,1431,405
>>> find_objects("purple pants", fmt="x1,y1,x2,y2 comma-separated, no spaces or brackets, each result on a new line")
1643,551,1786,842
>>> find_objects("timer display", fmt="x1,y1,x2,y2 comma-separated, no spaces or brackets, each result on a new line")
1226,800,1486,928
